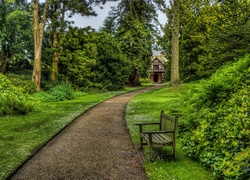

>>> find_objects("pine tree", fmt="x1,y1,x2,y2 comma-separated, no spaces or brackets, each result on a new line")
102,0,165,85
210,0,250,64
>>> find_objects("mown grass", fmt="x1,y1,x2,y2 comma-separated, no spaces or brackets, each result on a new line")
0,85,150,179
126,83,216,180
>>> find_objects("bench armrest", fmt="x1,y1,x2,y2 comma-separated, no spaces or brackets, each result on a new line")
135,122,160,126
143,130,174,134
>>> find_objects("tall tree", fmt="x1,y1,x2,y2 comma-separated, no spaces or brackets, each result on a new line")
48,0,98,81
0,0,32,73
170,0,180,86
32,0,49,91
178,0,218,81
160,0,218,82
103,0,165,85
59,27,98,88
100,7,117,34
32,0,116,90
209,0,250,64
48,0,119,82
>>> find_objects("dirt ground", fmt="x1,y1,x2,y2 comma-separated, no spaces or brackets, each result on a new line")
9,85,164,180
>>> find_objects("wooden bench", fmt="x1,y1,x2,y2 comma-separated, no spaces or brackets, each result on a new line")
135,111,178,161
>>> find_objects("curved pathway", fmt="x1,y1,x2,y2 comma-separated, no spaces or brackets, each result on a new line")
10,84,164,180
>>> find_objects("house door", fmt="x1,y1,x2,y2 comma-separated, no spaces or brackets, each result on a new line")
154,74,158,82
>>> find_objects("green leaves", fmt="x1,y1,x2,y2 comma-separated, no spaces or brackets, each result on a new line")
59,28,129,91
0,74,33,116
34,82,73,102
180,55,250,179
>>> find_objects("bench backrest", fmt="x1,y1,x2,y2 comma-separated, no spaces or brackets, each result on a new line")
160,111,178,138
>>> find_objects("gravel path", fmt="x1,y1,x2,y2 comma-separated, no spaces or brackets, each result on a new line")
10,84,164,180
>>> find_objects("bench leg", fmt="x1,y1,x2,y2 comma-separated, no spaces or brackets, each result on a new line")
173,143,176,160
139,135,143,150
139,125,143,150
148,143,153,162
148,135,153,162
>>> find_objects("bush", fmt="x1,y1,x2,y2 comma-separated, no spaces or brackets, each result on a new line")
6,73,36,94
180,55,250,179
140,78,152,84
0,74,33,116
35,82,74,102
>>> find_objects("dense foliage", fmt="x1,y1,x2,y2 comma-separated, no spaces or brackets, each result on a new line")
0,0,33,74
0,74,33,116
6,73,36,94
180,56,250,179
102,0,165,85
59,27,129,91
34,82,73,102
160,0,250,82
91,32,130,90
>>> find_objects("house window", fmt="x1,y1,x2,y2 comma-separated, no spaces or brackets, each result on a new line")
154,65,159,70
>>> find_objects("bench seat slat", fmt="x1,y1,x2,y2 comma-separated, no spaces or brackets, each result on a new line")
141,133,173,145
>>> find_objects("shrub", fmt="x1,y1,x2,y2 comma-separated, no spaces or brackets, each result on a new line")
180,55,250,179
0,74,33,116
6,73,36,94
35,82,74,102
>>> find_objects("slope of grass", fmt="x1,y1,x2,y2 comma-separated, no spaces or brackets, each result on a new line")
126,83,216,180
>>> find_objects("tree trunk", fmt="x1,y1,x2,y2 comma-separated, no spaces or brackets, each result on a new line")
51,29,59,81
51,2,65,81
129,67,140,86
171,0,180,86
32,0,49,91
0,56,10,73
134,68,140,85
129,0,133,14
0,44,12,73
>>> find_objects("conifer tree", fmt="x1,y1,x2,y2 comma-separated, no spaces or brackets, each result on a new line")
102,0,165,85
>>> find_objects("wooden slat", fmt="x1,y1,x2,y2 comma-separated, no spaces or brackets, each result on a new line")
141,133,173,145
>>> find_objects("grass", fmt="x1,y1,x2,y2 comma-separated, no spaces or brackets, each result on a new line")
0,82,214,179
126,83,216,180
0,85,150,180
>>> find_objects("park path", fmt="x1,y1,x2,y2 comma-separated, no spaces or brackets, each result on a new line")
10,84,164,180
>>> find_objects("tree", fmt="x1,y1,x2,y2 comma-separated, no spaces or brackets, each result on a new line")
48,0,98,81
32,0,49,91
32,0,118,91
59,27,97,89
103,0,165,85
160,0,219,82
59,27,129,90
0,0,32,73
170,0,180,86
48,0,119,82
178,0,218,81
100,6,117,34
91,31,130,90
209,0,250,65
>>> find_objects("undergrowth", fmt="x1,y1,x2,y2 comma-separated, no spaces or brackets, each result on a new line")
180,55,250,179
0,74,33,116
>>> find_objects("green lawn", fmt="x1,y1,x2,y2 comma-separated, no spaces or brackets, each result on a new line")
0,83,215,179
126,83,216,180
0,86,147,179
